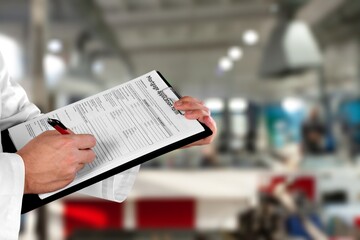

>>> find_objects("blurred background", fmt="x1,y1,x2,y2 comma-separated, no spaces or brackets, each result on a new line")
2,0,360,239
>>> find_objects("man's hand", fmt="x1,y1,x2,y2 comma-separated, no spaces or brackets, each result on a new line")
174,96,217,148
17,131,96,194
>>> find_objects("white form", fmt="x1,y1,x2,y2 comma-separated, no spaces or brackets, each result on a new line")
8,70,206,199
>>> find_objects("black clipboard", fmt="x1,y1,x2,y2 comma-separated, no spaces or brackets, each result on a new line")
3,71,213,214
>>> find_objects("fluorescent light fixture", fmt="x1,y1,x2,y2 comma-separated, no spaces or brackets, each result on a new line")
282,97,304,113
228,46,243,61
229,98,248,112
47,39,63,53
218,57,233,71
205,98,224,112
243,30,259,46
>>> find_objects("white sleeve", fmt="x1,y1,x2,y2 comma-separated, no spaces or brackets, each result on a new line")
0,52,38,239
0,153,25,239
0,53,41,130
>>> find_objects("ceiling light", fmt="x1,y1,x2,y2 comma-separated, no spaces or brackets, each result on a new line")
92,60,104,75
243,30,259,46
47,39,63,53
282,97,304,113
229,98,248,112
228,46,243,61
205,98,224,112
218,57,233,71
44,54,66,87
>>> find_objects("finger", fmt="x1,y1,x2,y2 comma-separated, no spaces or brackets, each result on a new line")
71,134,97,149
183,138,210,149
42,129,74,136
175,101,209,112
77,149,96,164
178,96,203,104
201,116,217,135
184,109,210,120
41,130,61,136
193,116,217,145
174,97,204,109
181,116,217,149
66,129,75,134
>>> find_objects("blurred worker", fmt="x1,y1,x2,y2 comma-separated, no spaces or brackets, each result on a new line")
0,52,217,239
301,107,327,155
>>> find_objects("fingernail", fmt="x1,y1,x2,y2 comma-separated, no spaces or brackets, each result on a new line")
187,110,193,114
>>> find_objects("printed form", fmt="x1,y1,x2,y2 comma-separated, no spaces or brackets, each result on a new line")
9,70,205,199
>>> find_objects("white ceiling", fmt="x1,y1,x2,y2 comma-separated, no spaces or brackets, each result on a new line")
96,0,277,52
0,0,353,101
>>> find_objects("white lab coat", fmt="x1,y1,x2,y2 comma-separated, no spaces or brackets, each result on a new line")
0,53,139,239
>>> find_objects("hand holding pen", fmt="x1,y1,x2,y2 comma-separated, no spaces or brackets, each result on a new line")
16,118,96,194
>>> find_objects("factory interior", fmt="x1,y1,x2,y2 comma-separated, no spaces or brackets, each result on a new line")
2,0,360,239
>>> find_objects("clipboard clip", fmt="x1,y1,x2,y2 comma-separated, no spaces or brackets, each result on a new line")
158,86,184,115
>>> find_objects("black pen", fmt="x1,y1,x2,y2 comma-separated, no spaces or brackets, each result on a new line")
47,118,70,135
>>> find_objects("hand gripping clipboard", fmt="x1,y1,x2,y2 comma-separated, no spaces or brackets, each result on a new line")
2,71,213,214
